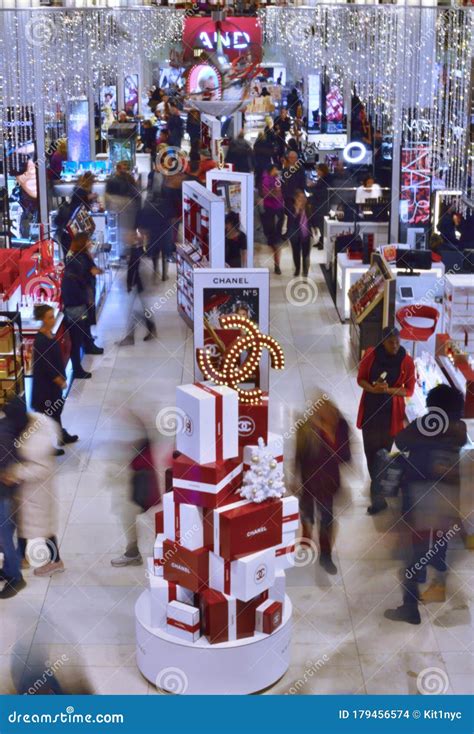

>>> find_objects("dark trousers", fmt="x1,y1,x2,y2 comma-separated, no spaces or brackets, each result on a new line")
65,318,85,374
18,536,61,563
262,207,284,247
290,235,310,273
362,414,393,504
299,490,334,555
0,497,21,582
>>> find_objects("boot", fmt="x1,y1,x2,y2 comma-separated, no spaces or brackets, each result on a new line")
144,319,157,342
384,604,421,625
61,430,79,445
300,522,313,547
420,582,446,604
319,552,338,575
162,255,169,282
303,257,310,277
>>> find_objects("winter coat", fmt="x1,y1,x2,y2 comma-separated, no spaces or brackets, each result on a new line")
14,413,59,539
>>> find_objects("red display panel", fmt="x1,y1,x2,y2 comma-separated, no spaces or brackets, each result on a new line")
183,17,262,63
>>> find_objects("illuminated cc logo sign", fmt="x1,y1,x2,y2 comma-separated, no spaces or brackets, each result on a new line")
238,417,255,436
254,565,267,584
197,315,284,405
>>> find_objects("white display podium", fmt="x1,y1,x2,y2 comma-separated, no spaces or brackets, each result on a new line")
323,217,389,272
135,590,292,695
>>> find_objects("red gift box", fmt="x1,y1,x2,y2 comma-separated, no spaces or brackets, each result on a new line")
238,394,269,447
172,454,243,509
163,538,209,593
214,498,283,560
199,588,268,644
255,599,283,635
155,510,164,535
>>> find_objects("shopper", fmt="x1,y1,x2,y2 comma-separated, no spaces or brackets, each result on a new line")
31,304,78,449
253,131,274,187
71,171,97,212
14,411,64,578
111,413,160,567
137,199,172,283
48,139,67,183
295,393,351,575
186,108,201,148
66,233,104,355
384,385,467,625
260,164,285,274
286,87,301,116
61,255,92,380
225,212,247,268
357,326,415,515
355,174,382,204
105,161,140,258
167,102,184,149
281,150,306,207
225,131,254,173
287,190,311,277
274,107,292,137
308,163,332,248
140,119,157,160
0,397,28,599
117,231,156,346
437,210,468,250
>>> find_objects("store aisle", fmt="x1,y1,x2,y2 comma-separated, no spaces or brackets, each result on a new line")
1,243,472,696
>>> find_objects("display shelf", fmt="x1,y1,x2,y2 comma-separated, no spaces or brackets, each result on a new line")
0,311,25,407
435,334,474,418
405,351,449,423
135,590,292,695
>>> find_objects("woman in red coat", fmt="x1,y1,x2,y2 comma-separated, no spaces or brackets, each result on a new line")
357,327,415,515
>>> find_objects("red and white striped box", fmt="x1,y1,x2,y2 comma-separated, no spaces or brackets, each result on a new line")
274,529,297,572
176,382,238,465
238,394,269,447
255,599,283,635
209,546,275,602
166,600,201,643
153,533,165,576
282,495,299,533
162,539,209,593
213,498,283,561
268,569,286,603
172,454,243,509
163,491,204,551
147,558,194,628
199,588,268,644
242,432,284,475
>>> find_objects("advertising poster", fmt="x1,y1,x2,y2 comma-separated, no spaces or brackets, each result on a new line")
124,73,139,116
307,73,321,131
400,144,431,227
193,268,270,389
187,64,222,99
67,98,91,162
100,84,117,140
3,106,40,243
325,83,344,132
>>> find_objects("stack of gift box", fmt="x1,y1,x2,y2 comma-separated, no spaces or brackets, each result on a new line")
148,381,299,645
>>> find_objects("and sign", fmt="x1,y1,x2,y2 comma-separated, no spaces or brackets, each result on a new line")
183,17,262,62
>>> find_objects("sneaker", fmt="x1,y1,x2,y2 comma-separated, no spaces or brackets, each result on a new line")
34,560,65,578
384,604,421,625
73,370,92,379
420,582,446,604
319,553,338,575
61,430,79,445
0,576,26,599
274,265,282,275
111,553,143,567
367,500,388,515
116,336,134,347
84,344,104,355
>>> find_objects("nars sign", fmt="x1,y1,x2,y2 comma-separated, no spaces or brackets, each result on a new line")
198,31,251,51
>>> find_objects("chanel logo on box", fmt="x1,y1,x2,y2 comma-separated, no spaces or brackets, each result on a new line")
184,415,193,436
254,564,267,584
238,417,255,436
247,526,268,538
171,563,191,574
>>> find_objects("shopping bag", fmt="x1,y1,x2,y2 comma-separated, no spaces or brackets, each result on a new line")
372,449,407,498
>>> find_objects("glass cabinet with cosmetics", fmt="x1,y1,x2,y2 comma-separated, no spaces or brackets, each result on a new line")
0,311,25,408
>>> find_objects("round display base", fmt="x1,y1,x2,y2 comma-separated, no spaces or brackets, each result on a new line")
135,591,292,695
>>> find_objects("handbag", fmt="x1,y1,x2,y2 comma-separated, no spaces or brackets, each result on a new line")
372,449,408,498
131,440,161,510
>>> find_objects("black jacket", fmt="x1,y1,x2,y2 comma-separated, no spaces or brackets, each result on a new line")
61,257,88,307
0,398,27,499
167,114,184,148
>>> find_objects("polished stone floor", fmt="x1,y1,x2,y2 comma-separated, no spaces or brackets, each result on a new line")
1,242,472,696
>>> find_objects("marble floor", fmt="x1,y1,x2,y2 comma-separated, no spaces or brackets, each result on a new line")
1,242,472,696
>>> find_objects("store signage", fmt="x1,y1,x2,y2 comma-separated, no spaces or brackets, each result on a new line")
183,17,262,62
343,141,368,164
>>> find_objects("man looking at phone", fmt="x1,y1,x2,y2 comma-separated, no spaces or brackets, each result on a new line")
356,327,415,515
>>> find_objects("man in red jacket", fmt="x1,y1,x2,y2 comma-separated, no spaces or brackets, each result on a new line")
357,327,415,515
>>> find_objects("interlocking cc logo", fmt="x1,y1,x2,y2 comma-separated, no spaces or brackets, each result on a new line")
254,564,267,584
197,315,285,405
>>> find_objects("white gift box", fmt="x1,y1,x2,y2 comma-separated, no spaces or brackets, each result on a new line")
255,598,283,634
163,490,204,551
166,600,201,642
268,569,286,603
153,533,165,576
176,382,239,465
147,558,194,628
242,432,284,476
209,546,275,602
274,529,297,572
282,495,299,533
